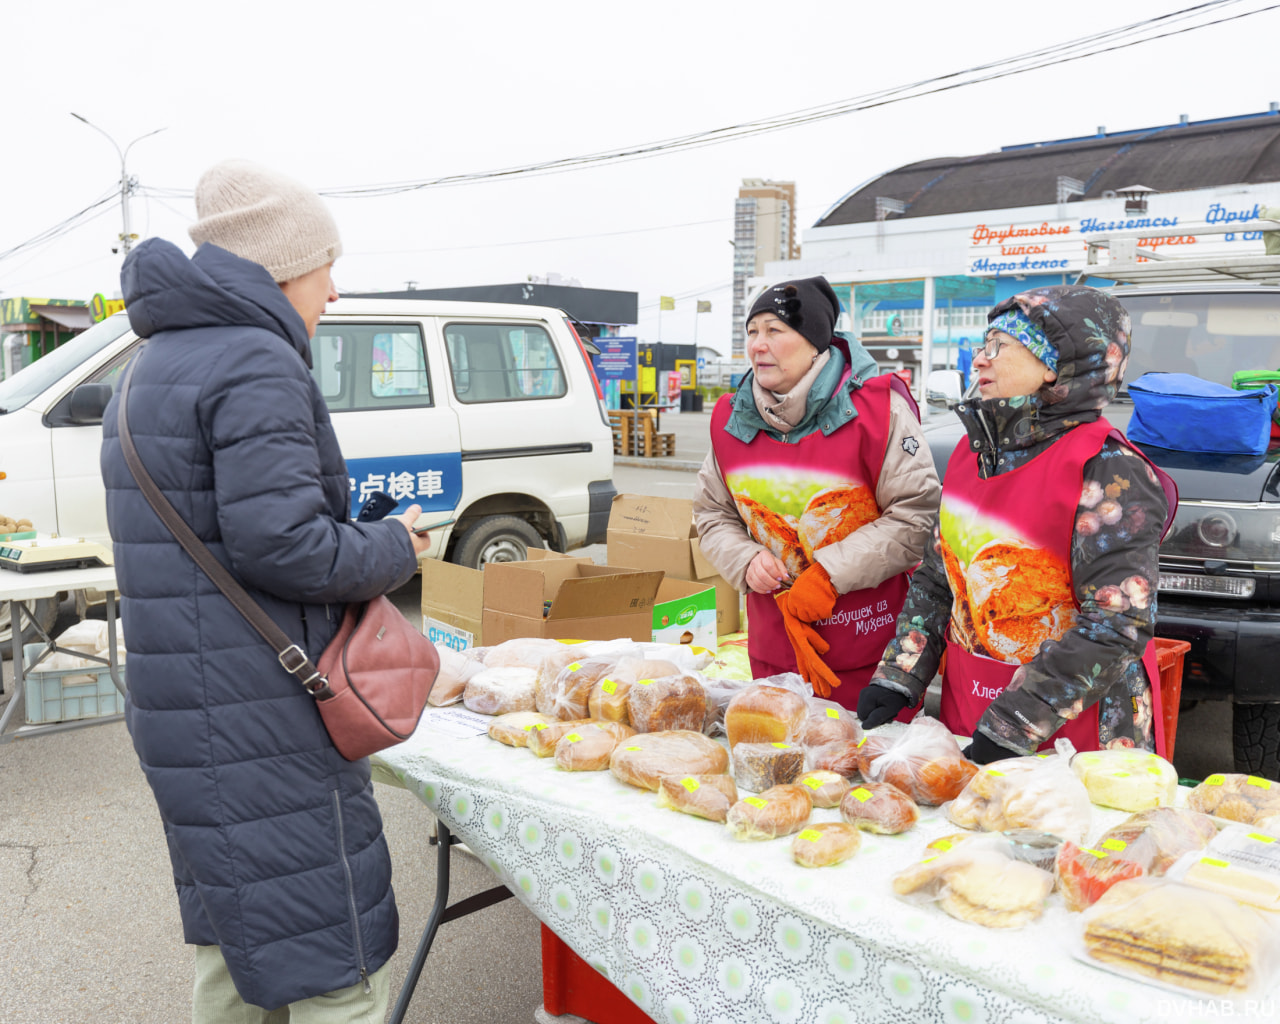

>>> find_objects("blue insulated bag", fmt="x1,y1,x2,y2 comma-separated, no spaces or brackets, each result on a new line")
1127,372,1279,455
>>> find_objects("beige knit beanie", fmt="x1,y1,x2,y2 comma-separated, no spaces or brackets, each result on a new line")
188,159,342,283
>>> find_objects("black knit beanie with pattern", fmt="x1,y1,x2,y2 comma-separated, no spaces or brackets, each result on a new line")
746,276,840,353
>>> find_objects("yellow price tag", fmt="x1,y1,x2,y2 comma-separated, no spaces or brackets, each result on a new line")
1247,777,1272,790
1248,833,1277,844
568,662,582,672
852,788,872,803
522,724,536,731
1080,848,1107,859
798,829,823,842
1102,838,1127,852
826,708,841,719
1200,857,1230,868
987,769,1006,777
856,736,867,748
931,839,953,852
771,742,792,749
1114,772,1131,778
920,855,938,864
801,776,824,790
534,723,549,731
1205,774,1225,786
638,679,653,686
601,679,617,694
565,733,582,743
744,797,768,809
680,777,700,792
624,745,641,751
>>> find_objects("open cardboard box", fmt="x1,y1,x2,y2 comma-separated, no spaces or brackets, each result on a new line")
607,494,741,636
482,551,663,645
421,557,485,651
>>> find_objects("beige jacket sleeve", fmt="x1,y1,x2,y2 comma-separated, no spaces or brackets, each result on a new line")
813,390,941,593
693,390,941,596
692,449,762,592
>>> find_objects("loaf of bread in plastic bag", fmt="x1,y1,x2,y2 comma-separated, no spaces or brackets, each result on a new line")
795,769,850,809
655,773,740,822
463,666,537,715
726,784,813,841
627,672,707,733
527,718,596,758
946,752,1092,843
1071,748,1179,812
537,656,618,720
731,742,805,792
587,658,680,724
488,711,558,747
792,822,862,867
554,724,619,771
428,644,486,706
609,730,730,791
807,739,863,778
839,781,919,834
801,702,863,748
483,638,568,669
724,684,808,748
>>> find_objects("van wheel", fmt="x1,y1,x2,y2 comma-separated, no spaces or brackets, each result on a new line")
451,516,544,569
0,598,58,660
1233,701,1280,778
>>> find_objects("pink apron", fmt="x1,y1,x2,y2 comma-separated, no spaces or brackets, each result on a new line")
937,417,1172,755
711,372,916,714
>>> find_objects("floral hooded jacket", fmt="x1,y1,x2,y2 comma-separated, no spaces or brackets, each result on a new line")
871,285,1173,754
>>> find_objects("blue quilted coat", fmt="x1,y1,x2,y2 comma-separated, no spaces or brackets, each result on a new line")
100,239,418,1009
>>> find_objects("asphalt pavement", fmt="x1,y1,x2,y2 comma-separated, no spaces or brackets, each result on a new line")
0,408,1234,1022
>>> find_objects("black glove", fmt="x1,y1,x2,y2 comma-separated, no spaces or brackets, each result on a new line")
962,731,1020,765
857,684,910,729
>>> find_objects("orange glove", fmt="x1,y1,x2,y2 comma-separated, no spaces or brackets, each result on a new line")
775,590,841,698
786,563,839,623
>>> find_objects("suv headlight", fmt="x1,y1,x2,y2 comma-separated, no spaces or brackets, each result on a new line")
1159,501,1280,594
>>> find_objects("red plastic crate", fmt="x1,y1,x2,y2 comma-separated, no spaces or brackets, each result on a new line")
1154,637,1191,762
541,925,657,1024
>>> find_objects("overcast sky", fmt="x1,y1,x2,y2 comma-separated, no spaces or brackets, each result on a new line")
4,0,1279,354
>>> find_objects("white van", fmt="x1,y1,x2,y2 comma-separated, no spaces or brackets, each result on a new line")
0,298,617,646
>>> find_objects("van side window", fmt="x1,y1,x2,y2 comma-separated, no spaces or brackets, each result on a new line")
310,324,432,411
444,323,565,403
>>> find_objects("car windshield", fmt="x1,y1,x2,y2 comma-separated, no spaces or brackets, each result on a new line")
0,313,133,413
1121,292,1280,391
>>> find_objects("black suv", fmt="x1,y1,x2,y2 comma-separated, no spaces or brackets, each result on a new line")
925,282,1280,776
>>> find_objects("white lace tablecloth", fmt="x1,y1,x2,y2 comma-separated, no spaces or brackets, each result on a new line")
376,711,1279,1024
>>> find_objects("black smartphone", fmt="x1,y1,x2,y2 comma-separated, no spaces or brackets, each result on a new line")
356,491,399,522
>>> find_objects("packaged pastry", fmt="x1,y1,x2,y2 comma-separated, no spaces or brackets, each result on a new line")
854,733,894,778
463,666,537,716
800,702,862,748
795,769,850,809
726,784,813,841
656,773,739,823
946,750,1092,843
483,637,567,669
731,742,805,792
1070,748,1178,811
724,684,809,748
588,675,633,724
839,781,918,834
627,672,707,733
861,715,977,805
1055,806,1218,912
1206,823,1280,874
1188,773,1280,825
792,822,862,868
808,739,863,778
554,724,619,772
893,834,1053,929
1081,877,1271,995
610,730,730,791
1168,852,1280,911
427,644,485,706
536,656,618,720
488,711,558,747
527,718,595,758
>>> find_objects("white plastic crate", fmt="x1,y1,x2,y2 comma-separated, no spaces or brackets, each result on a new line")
22,643,125,724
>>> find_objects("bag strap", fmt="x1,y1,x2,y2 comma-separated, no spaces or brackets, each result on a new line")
116,355,333,699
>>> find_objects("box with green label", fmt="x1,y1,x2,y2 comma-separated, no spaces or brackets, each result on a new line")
652,578,717,652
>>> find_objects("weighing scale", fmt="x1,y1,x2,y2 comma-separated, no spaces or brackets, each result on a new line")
0,535,114,573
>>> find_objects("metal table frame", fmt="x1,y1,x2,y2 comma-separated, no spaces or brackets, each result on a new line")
0,564,125,743
388,820,515,1024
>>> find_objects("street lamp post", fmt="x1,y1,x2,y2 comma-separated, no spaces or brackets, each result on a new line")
70,114,166,255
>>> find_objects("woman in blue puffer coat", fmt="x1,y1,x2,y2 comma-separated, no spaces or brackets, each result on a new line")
100,160,429,1020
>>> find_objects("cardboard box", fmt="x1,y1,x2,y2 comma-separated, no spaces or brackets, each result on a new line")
482,557,663,645
652,578,717,651
607,494,741,635
420,558,484,651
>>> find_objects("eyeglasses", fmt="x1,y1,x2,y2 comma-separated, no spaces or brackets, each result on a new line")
980,336,1013,360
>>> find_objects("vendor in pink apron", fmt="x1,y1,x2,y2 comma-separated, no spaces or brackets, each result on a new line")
693,276,941,711
858,285,1177,762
